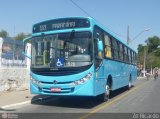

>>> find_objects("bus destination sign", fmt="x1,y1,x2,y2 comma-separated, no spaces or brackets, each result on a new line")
33,18,90,33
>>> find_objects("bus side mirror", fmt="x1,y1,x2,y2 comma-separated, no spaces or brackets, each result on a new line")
22,51,31,59
97,38,103,52
22,36,32,59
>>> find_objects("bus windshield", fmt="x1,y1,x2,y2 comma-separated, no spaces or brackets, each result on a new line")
31,32,92,69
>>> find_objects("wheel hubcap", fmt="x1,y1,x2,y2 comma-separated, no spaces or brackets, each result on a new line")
106,85,110,97
129,81,131,88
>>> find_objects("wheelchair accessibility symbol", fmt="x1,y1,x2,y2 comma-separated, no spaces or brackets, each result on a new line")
56,58,64,67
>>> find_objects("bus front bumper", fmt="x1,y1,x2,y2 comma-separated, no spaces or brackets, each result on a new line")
30,77,95,96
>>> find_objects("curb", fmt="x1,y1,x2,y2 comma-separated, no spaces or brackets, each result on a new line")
0,96,52,109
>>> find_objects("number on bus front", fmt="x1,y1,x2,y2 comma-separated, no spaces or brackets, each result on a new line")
40,25,46,31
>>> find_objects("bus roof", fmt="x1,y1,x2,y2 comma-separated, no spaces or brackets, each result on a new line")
88,17,136,52
33,16,90,26
33,16,136,52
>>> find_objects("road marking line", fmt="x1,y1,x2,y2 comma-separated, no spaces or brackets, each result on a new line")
0,96,52,109
1,101,31,109
79,80,150,119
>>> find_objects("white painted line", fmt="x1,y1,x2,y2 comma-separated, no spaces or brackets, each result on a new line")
1,100,30,109
0,96,52,109
0,68,27,70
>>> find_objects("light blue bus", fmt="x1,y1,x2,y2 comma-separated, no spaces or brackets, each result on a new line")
24,17,137,101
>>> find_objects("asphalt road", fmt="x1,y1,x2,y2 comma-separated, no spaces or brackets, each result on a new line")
1,76,160,119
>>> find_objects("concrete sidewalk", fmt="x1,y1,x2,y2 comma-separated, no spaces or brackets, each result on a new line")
0,89,33,107
0,89,53,109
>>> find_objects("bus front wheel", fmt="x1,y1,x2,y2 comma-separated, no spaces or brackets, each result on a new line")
128,76,132,90
104,84,110,101
98,83,110,102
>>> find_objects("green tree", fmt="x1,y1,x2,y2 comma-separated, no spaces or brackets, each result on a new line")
138,36,160,69
14,32,30,40
0,30,9,37
137,45,148,65
154,48,160,56
147,53,160,68
146,36,160,53
137,44,144,53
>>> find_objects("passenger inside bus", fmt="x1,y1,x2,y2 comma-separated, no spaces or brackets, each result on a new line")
104,35,112,58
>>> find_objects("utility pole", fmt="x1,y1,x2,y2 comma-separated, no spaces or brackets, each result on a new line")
143,47,146,77
126,26,150,77
127,27,151,45
151,64,153,75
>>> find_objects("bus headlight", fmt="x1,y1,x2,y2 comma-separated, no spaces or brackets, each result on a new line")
31,77,41,87
70,72,92,86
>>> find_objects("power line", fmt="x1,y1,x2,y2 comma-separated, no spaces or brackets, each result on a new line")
70,0,93,18
70,0,126,39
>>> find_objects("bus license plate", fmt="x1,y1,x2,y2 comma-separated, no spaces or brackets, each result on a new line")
50,88,61,92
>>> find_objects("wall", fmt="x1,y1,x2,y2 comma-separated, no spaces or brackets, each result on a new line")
0,68,30,92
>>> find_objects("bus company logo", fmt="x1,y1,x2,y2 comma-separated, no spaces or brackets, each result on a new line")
53,80,58,84
1,113,8,119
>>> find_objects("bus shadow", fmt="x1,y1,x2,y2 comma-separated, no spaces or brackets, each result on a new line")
31,86,133,109
110,86,134,99
31,95,101,109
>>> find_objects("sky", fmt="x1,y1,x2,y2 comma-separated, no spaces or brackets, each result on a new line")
0,0,160,51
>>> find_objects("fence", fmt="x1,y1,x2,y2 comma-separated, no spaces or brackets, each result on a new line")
0,37,28,68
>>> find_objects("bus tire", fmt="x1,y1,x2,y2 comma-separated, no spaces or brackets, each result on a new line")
98,81,110,102
128,75,132,90
104,83,110,101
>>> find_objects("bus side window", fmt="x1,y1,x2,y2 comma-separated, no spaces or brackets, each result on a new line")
119,43,124,61
124,46,128,62
132,51,134,64
112,38,119,60
130,50,132,63
93,26,104,59
128,49,131,63
104,34,112,58
133,52,136,65
93,25,104,70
